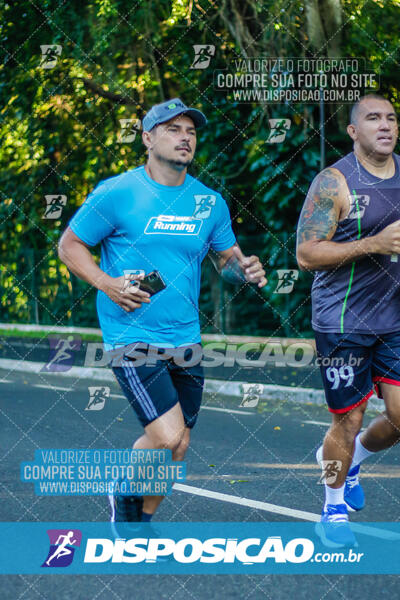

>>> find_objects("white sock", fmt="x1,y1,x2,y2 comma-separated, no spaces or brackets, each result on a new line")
324,483,345,509
350,433,375,469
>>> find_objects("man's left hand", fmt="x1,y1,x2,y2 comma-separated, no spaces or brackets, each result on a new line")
232,246,267,288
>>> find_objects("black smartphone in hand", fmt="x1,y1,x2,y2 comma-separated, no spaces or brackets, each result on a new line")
137,270,166,296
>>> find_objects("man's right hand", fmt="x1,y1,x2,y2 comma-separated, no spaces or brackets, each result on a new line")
102,275,151,312
373,220,400,255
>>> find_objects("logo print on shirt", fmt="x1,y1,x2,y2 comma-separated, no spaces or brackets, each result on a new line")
193,195,216,219
347,194,370,219
144,215,203,235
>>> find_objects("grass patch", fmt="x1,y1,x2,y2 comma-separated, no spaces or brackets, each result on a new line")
0,328,102,342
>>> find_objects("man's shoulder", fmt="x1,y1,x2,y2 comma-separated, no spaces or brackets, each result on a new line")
311,154,353,184
95,166,144,191
186,174,223,198
327,152,354,173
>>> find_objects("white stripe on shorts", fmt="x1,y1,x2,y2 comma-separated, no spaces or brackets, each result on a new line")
123,364,158,420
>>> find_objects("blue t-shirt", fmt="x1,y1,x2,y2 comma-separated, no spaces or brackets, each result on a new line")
69,166,236,347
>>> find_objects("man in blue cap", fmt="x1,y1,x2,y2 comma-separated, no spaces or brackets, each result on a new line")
58,98,267,531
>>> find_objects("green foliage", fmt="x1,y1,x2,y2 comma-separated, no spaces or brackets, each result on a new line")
1,0,400,336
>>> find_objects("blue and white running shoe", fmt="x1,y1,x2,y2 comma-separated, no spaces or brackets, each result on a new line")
315,503,357,548
344,464,365,511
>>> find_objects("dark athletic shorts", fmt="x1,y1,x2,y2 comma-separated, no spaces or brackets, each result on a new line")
314,331,400,413
111,345,204,428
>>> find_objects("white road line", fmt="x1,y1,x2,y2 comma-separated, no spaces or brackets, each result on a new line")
173,482,320,521
0,379,12,383
173,483,400,540
241,462,318,470
201,406,254,416
33,384,72,392
303,420,365,431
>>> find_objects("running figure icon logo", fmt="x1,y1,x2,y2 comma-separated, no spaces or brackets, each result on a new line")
41,529,82,568
190,45,215,69
318,460,343,485
240,383,264,408
274,270,299,294
118,119,141,143
41,335,81,372
347,194,370,219
193,195,216,219
267,119,291,143
39,45,62,69
43,195,67,219
86,386,110,410
121,269,145,293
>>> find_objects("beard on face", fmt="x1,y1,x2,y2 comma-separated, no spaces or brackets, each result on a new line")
153,149,193,171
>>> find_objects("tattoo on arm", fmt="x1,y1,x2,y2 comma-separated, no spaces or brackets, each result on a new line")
297,168,340,245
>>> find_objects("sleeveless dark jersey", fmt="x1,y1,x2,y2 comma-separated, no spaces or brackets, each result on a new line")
311,151,400,333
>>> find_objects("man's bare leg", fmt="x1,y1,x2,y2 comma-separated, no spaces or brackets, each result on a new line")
133,402,190,516
313,403,366,546
358,383,400,452
322,384,400,510
322,403,366,496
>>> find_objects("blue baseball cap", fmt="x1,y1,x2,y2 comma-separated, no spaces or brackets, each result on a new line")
142,98,207,132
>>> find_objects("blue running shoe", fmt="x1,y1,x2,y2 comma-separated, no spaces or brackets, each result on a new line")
315,504,357,548
344,464,365,512
316,446,365,512
108,479,143,538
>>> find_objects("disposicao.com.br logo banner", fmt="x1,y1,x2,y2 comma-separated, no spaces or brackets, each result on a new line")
1,522,400,574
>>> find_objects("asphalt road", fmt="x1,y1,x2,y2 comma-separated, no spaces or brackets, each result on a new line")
1,367,400,599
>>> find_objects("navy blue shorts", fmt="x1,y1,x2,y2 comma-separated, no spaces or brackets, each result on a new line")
314,331,400,413
111,347,204,428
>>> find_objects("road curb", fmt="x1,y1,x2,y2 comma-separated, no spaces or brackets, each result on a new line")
0,358,385,411
0,322,314,346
